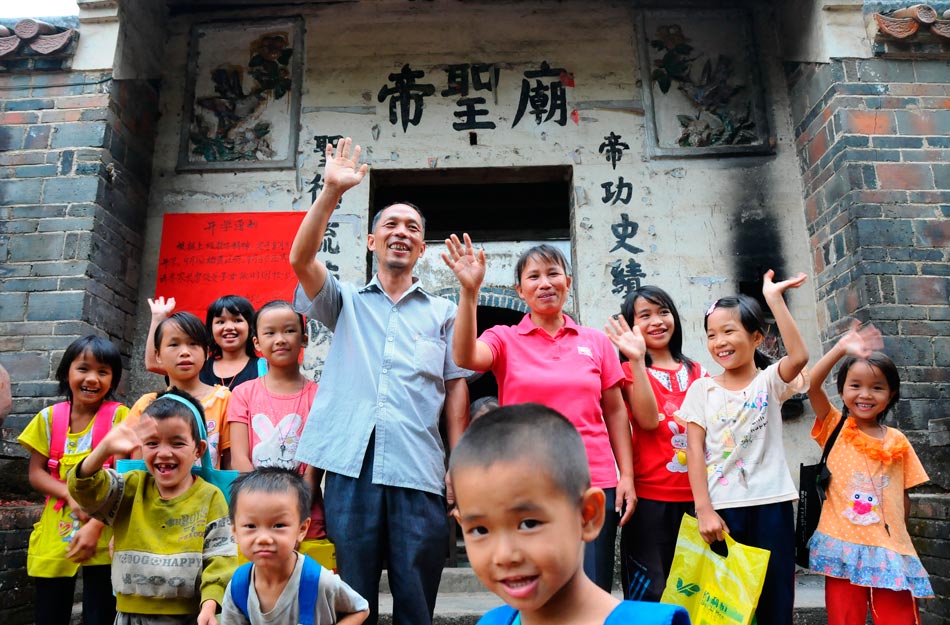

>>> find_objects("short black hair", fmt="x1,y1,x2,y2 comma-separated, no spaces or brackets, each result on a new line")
229,467,311,523
450,403,589,502
836,351,901,424
56,335,123,401
206,295,257,359
144,387,205,444
514,244,571,287
370,201,427,233
154,312,210,357
254,300,305,336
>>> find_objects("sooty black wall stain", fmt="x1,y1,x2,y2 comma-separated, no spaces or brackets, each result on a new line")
731,167,787,307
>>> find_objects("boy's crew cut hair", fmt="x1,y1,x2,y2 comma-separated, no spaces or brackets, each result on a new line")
620,285,695,371
514,244,571,286
145,387,205,443
155,312,210,357
450,403,590,500
56,335,123,400
206,295,257,359
229,466,312,523
254,300,305,336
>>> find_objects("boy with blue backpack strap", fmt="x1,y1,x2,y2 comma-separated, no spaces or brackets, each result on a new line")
221,468,368,625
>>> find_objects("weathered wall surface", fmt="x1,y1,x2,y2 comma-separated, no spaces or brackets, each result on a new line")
135,0,821,467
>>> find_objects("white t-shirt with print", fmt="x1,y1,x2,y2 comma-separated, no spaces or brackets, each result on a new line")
677,362,805,510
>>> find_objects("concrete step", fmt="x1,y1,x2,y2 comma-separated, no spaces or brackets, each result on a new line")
377,569,830,625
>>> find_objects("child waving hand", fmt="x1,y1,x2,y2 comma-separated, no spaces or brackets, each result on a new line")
807,322,932,624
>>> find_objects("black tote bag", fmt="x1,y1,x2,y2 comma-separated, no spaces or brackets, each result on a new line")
795,414,846,568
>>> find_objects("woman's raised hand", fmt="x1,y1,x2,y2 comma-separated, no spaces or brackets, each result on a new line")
442,233,486,292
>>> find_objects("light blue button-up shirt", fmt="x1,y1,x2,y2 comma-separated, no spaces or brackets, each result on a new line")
293,273,468,496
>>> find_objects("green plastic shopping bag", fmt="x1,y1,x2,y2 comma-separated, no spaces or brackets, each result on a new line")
660,514,770,625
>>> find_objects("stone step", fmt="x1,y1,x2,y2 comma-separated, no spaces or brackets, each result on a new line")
377,569,830,625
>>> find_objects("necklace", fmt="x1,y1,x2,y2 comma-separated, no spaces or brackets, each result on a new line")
215,356,249,390
259,375,308,459
862,451,891,537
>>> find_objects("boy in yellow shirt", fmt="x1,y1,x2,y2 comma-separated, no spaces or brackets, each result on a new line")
69,389,237,625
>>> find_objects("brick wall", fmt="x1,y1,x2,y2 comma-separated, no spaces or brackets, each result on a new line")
0,67,159,624
788,57,950,624
0,70,158,441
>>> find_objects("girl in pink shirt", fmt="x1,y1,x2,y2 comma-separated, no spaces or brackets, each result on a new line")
443,234,633,592
227,300,324,539
604,285,706,602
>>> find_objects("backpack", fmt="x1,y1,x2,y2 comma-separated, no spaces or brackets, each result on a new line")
47,401,121,511
230,555,322,625
478,600,689,625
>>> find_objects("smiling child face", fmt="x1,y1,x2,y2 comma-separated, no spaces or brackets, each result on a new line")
453,459,601,619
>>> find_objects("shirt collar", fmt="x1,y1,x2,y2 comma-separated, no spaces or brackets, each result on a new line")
516,312,579,335
359,274,429,299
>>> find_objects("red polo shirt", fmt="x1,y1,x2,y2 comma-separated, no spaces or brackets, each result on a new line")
479,314,625,488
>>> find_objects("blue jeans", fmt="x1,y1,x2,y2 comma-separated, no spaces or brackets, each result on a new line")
324,437,447,625
584,486,617,591
718,501,795,625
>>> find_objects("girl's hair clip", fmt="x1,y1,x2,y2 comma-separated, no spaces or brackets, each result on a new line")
705,303,717,316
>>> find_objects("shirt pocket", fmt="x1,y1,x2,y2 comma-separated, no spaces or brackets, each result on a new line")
413,335,447,381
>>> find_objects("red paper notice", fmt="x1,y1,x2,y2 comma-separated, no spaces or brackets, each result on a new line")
155,212,306,316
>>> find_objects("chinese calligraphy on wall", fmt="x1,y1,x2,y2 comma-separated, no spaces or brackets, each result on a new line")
377,61,575,132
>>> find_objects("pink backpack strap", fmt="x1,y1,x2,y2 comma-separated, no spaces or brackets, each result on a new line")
47,402,71,476
47,402,71,511
93,401,121,469
47,401,120,512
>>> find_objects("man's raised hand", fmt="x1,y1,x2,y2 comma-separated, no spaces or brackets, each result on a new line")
323,137,368,195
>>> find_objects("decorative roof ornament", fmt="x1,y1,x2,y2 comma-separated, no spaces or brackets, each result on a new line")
873,4,950,41
0,18,78,63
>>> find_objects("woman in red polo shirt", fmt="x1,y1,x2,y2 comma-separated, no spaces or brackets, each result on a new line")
442,233,634,592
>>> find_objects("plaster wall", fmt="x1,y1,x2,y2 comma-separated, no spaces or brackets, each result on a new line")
138,0,822,470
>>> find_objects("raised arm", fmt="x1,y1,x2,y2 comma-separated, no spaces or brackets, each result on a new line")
808,321,882,421
762,269,809,383
145,296,175,375
605,316,660,431
441,233,494,371
290,137,368,300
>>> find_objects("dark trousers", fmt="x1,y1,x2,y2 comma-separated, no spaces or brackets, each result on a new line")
324,441,447,625
620,499,695,601
34,565,115,625
584,487,617,591
718,501,796,625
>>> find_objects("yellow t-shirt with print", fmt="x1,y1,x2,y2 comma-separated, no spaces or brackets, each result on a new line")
17,402,129,577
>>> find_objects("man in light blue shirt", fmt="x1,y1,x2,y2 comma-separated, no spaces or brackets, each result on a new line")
290,137,469,625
